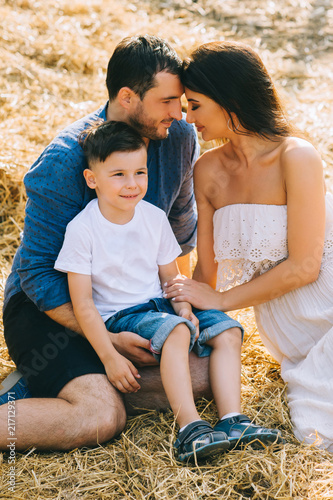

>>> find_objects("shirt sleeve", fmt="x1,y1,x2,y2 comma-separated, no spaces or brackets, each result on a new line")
168,122,200,256
54,218,92,276
17,141,91,311
157,214,183,266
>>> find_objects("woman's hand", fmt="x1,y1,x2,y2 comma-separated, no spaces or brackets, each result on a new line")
164,276,223,311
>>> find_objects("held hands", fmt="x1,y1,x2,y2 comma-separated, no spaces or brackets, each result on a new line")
104,351,141,393
164,276,222,311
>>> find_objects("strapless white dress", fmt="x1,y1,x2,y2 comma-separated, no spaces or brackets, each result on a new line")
213,193,333,452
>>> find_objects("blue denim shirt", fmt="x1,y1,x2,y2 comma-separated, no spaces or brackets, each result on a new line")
4,103,199,312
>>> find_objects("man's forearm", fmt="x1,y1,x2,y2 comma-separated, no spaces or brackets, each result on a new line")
44,302,84,336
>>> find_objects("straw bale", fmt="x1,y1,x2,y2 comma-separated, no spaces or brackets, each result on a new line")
0,162,26,260
1,0,333,498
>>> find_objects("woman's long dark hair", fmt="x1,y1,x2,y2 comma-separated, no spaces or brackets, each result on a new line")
182,41,293,139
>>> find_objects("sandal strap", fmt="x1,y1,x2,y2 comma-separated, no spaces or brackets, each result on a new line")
226,414,251,425
218,414,281,438
174,420,214,448
226,415,277,433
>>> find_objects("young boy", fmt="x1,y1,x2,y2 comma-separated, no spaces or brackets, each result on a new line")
55,120,283,461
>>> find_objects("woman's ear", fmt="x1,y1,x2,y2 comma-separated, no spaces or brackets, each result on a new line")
83,168,96,189
228,111,241,131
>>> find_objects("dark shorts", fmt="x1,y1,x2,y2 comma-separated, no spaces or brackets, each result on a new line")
3,292,105,398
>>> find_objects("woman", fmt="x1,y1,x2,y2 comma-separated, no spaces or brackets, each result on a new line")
164,41,333,452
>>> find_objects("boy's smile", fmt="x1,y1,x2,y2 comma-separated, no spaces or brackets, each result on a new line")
83,146,148,224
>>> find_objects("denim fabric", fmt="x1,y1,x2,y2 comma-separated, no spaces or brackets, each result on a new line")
105,298,244,361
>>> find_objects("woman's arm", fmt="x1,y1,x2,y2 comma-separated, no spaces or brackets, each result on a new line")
192,159,218,288
165,140,326,311
68,272,141,393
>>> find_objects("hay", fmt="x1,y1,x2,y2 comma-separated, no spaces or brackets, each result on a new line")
1,0,333,498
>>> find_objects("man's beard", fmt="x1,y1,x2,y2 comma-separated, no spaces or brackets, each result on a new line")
128,103,171,141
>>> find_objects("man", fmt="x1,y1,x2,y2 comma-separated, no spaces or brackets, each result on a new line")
0,35,211,450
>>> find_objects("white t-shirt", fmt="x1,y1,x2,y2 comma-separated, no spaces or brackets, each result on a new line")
55,199,182,321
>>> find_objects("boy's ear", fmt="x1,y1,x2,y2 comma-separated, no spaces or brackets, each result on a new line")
83,168,96,189
117,87,138,110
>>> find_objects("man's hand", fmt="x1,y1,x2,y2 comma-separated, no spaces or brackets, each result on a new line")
109,331,159,367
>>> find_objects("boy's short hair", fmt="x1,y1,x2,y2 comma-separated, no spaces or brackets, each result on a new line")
80,120,147,167
106,35,182,101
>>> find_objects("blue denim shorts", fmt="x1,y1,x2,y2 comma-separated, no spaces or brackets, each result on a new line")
105,298,243,361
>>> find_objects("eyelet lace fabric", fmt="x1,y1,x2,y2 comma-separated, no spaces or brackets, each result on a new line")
213,203,288,290
215,257,286,291
213,194,333,291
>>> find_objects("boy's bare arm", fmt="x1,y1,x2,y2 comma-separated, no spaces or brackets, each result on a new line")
67,272,141,393
159,261,199,338
159,261,191,314
45,302,157,366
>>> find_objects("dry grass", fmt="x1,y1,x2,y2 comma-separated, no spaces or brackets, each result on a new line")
1,0,333,498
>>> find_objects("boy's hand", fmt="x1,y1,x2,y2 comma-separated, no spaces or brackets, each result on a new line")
178,308,200,341
105,352,141,393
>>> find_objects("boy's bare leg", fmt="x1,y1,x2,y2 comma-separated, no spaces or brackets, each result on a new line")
159,324,201,428
125,353,211,415
205,327,242,418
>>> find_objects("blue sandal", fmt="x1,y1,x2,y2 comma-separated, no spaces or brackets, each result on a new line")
174,420,230,462
214,414,285,450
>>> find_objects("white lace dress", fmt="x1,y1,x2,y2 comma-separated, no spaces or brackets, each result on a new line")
213,193,333,452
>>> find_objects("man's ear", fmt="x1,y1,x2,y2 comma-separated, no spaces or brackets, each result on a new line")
117,87,138,110
83,168,96,189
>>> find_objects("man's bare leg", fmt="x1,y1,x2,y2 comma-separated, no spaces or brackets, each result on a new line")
0,354,211,450
0,374,126,451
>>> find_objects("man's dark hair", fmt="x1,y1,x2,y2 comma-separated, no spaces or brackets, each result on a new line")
80,120,146,167
106,35,182,101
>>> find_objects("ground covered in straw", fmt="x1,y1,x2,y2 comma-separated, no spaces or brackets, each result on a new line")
1,0,333,498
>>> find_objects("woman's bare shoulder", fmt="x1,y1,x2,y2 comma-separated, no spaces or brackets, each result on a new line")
194,145,231,204
280,136,324,185
280,136,321,161
195,144,227,172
